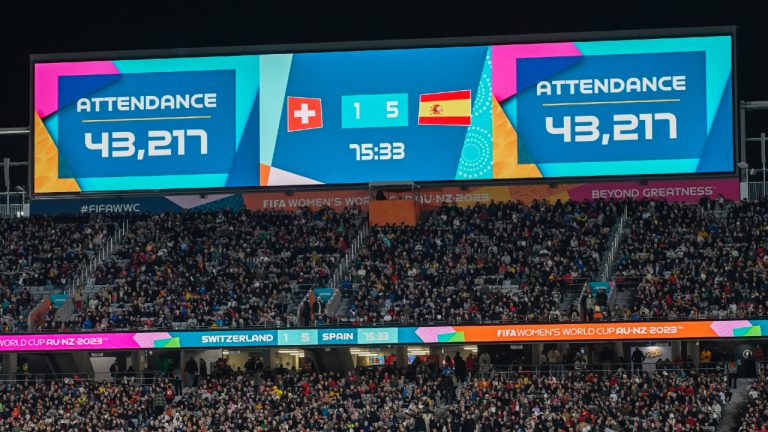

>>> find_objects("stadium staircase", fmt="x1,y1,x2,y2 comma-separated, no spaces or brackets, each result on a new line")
323,219,370,320
609,203,732,315
26,219,130,331
561,205,628,315
716,378,752,432
296,213,369,323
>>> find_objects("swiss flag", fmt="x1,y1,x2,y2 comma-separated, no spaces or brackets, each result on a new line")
287,96,323,132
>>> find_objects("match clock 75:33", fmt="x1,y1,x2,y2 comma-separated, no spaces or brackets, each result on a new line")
349,142,405,161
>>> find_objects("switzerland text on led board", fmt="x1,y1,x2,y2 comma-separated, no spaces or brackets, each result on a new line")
0,320,762,352
32,32,734,195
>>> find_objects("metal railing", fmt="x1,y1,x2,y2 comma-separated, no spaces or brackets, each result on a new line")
2,371,166,384
324,219,370,318
29,219,132,330
0,191,27,218
598,205,628,282
69,219,130,297
488,361,727,377
747,182,768,200
330,220,369,290
295,214,369,323
607,277,618,307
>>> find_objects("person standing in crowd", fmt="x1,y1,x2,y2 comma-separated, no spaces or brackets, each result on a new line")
701,347,712,371
109,360,119,383
453,352,466,382
163,383,175,405
171,361,183,393
244,356,256,375
631,347,646,374
198,358,208,381
465,353,475,381
548,347,562,376
726,357,739,389
153,386,166,417
185,356,198,387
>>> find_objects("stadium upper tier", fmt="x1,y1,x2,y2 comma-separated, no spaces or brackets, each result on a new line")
335,199,617,324
611,200,768,321
1,197,766,333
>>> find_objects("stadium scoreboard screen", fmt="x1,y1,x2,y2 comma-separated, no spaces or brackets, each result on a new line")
31,29,736,195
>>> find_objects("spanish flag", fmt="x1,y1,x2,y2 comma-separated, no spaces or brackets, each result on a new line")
418,90,472,126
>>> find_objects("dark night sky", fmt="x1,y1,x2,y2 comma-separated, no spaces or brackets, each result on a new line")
1,0,766,187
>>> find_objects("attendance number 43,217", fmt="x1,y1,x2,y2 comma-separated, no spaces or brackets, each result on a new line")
85,129,208,160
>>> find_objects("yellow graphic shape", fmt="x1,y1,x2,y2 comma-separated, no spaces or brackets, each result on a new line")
34,113,80,194
492,96,542,179
469,184,576,206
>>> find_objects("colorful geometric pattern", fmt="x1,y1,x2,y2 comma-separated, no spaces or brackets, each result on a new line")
709,320,768,338
153,337,181,348
491,96,542,179
34,56,261,194
34,113,80,194
456,48,493,180
491,36,733,179
414,326,461,343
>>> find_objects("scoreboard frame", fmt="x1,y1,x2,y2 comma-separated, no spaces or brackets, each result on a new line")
29,26,739,198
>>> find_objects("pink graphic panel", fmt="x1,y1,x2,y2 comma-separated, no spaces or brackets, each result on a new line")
491,43,581,102
567,178,740,203
0,332,167,352
709,320,752,337
415,326,455,343
34,61,120,118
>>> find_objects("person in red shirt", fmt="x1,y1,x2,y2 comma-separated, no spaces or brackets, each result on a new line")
164,385,175,403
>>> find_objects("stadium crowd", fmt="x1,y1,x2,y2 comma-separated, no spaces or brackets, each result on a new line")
611,199,768,321
0,354,731,431
51,207,362,331
340,200,618,324
3,196,768,332
739,370,768,432
0,215,119,331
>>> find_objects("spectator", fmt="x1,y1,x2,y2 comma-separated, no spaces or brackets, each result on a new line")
727,357,739,389
631,347,646,374
184,356,198,387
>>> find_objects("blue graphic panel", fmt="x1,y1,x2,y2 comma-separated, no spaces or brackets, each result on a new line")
176,330,277,348
58,70,237,178
357,328,398,345
516,52,706,167
277,329,318,346
319,329,358,345
269,46,487,183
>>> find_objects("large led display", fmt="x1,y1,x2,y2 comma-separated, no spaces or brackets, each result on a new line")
32,32,735,195
0,319,762,352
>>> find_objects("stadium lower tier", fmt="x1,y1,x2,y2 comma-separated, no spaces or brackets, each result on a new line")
0,338,763,432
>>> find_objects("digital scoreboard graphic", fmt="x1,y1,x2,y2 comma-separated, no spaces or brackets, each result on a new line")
0,320,762,352
32,31,735,195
